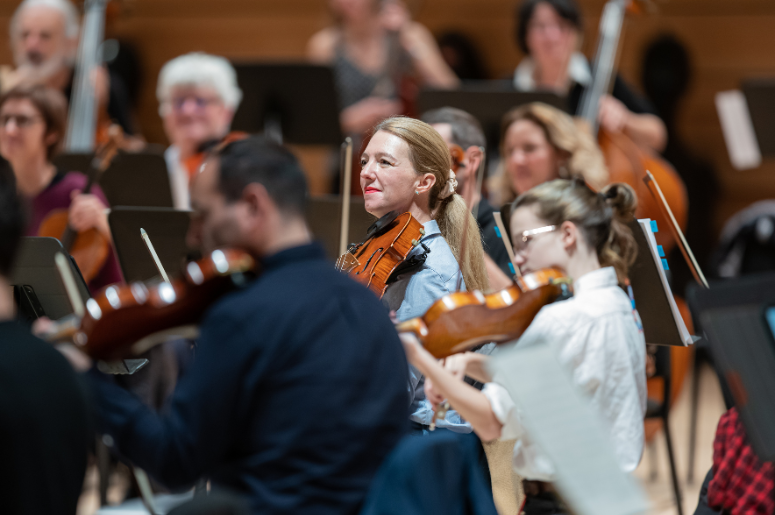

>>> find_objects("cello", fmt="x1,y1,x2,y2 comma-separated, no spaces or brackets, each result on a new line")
578,0,688,254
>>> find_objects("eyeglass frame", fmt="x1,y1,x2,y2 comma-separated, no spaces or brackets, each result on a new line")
513,224,557,254
0,114,44,129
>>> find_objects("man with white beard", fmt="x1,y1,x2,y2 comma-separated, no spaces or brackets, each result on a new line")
1,0,134,134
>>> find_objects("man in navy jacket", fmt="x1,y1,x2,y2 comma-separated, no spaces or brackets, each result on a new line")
79,137,409,513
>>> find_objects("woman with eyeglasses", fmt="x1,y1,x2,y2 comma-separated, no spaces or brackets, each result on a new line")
401,178,647,515
0,85,122,292
156,52,243,210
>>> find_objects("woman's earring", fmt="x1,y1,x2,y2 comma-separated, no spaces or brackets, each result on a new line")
415,190,420,195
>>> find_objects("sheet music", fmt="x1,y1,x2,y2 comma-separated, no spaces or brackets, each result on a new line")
715,90,762,170
489,344,650,515
638,219,695,346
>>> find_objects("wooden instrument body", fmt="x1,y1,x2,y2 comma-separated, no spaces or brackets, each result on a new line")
396,268,566,359
340,212,424,298
37,212,110,282
70,248,255,360
599,129,688,253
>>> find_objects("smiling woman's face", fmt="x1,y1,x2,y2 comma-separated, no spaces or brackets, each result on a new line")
360,130,425,218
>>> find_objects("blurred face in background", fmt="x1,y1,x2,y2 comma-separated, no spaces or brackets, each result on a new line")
503,119,561,195
525,2,578,70
0,98,50,169
162,85,233,156
12,6,76,76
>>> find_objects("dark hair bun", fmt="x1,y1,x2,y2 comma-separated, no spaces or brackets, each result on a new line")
601,183,637,222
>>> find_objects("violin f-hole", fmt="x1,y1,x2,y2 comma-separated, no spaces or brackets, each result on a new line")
357,248,384,275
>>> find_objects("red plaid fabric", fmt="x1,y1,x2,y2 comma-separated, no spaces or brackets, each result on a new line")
707,408,774,515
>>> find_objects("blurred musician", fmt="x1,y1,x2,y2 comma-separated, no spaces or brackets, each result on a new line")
514,0,666,151
421,106,513,288
488,102,608,206
402,179,647,515
2,0,134,134
361,116,488,433
307,0,459,136
60,137,409,514
0,162,91,515
0,85,121,292
156,52,242,209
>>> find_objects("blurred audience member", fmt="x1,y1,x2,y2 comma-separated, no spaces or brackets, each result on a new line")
157,52,242,209
514,0,666,151
308,0,459,136
2,0,135,134
488,102,608,206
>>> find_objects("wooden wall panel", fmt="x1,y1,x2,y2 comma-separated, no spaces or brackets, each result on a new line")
1,0,774,231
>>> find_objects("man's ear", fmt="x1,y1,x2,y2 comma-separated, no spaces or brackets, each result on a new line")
415,172,436,195
241,182,271,220
465,145,484,181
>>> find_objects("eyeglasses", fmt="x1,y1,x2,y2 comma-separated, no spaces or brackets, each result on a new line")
169,95,221,112
513,225,557,254
0,114,43,129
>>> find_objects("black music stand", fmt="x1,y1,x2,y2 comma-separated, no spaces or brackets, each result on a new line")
307,195,375,261
54,150,174,208
742,79,775,157
231,63,343,145
9,237,90,321
108,207,192,283
418,86,566,147
687,274,775,462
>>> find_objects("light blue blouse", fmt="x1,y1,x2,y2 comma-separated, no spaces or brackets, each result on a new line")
383,220,476,433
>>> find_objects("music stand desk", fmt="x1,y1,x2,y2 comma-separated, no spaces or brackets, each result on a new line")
232,62,343,145
109,207,191,283
687,274,775,462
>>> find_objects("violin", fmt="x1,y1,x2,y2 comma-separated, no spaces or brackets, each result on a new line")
336,211,426,299
578,0,688,254
396,268,569,359
38,126,122,283
181,132,248,179
46,248,256,361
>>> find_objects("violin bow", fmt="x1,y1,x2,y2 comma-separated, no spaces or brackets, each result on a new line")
493,211,522,279
141,228,171,283
644,170,709,289
339,137,354,257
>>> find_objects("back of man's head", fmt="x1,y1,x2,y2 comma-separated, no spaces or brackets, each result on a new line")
216,136,308,218
0,161,24,278
421,107,486,150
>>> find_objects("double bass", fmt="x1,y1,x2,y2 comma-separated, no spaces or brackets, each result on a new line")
578,0,688,254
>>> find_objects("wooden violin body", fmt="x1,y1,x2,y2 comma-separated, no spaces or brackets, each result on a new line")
53,248,256,361
337,211,425,298
38,215,110,283
396,268,568,359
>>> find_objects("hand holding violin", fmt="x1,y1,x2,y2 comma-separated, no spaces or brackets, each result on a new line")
68,191,110,238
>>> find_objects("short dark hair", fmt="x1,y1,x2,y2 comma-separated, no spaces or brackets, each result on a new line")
515,0,583,55
0,86,68,161
421,107,486,150
215,136,308,216
0,160,24,277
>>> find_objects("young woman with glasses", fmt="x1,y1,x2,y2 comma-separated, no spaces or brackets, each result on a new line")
401,178,647,515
